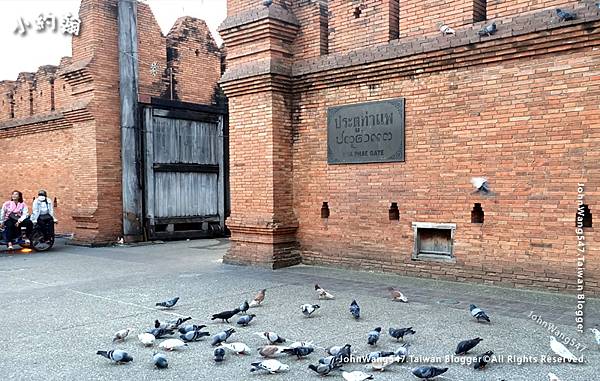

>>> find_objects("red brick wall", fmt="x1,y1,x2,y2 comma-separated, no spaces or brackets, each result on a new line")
292,48,599,293
329,0,399,54
227,0,293,16
488,0,577,19
399,0,479,38
292,0,328,59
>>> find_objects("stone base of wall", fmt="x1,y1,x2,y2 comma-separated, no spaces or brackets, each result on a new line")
224,241,301,269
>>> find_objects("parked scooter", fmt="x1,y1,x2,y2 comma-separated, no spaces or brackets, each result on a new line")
0,222,55,252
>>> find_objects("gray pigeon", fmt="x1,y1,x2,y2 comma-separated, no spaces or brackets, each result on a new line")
156,297,179,308
556,9,576,21
469,304,490,323
180,329,210,342
178,324,206,334
367,327,382,346
214,347,226,362
388,327,416,341
367,351,394,362
308,363,334,376
412,366,448,379
153,352,168,369
211,328,235,346
96,350,133,364
349,300,360,319
237,314,256,326
263,0,273,7
283,346,314,359
474,350,493,369
394,343,410,360
478,22,497,37
239,300,250,313
455,337,483,355
146,327,174,339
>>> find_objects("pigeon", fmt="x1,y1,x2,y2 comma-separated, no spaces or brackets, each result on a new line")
315,284,335,300
389,327,416,341
455,338,483,355
412,366,449,379
237,314,256,326
438,22,455,35
326,345,343,356
221,342,251,355
255,331,286,344
146,327,174,339
367,355,399,371
156,297,179,309
343,371,374,381
469,304,491,323
159,338,187,351
333,344,352,363
239,300,250,313
96,350,133,364
178,324,206,334
155,319,178,331
367,327,382,346
350,300,360,319
249,289,266,307
211,308,241,323
590,328,600,347
167,316,192,328
394,343,410,359
470,177,491,195
211,328,236,346
180,329,210,342
250,359,290,374
138,333,156,346
556,9,576,22
367,351,395,362
474,350,493,369
548,372,561,381
113,328,133,342
153,352,168,369
308,363,335,376
262,0,273,7
258,345,289,358
478,22,497,37
214,347,226,362
289,341,316,349
549,336,579,362
283,346,314,359
301,304,320,317
388,287,408,302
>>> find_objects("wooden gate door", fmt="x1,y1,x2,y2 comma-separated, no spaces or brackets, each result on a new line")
143,105,225,239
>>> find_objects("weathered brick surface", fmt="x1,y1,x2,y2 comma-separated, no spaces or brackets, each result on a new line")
488,0,578,19
399,0,482,38
223,0,600,294
0,0,222,243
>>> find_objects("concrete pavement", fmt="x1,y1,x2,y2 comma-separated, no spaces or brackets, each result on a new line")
0,239,598,381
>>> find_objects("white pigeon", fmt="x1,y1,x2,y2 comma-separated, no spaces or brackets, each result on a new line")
438,22,455,35
315,284,335,300
326,345,342,356
113,328,133,342
249,300,261,308
138,333,155,346
301,303,320,317
470,176,488,190
159,338,188,351
591,328,600,347
343,371,374,381
366,355,398,371
290,340,315,349
549,336,578,362
548,372,561,381
221,342,251,355
388,287,408,302
250,359,289,374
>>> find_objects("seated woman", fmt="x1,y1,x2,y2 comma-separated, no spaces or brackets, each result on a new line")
30,190,57,241
1,190,33,249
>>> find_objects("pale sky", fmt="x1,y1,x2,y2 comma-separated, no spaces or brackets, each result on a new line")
0,0,227,81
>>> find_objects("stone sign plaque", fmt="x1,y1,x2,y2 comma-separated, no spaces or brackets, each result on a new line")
327,98,405,164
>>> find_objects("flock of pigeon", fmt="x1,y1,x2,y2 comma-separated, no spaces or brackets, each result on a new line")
437,8,578,39
95,283,599,381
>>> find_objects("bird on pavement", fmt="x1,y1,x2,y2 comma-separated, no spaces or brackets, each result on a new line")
412,366,449,379
283,346,314,359
455,338,483,355
221,342,251,355
301,304,320,317
156,297,179,309
469,304,491,323
549,336,579,362
113,328,133,342
474,350,493,369
315,284,335,300
258,345,289,358
159,338,187,351
350,300,360,319
388,287,408,302
146,327,174,339
153,352,168,369
239,300,250,314
138,333,155,346
389,327,416,341
211,328,236,346
249,289,266,307
548,372,562,381
178,324,206,334
308,363,335,376
96,349,133,364
211,308,241,323
214,347,226,362
367,327,382,346
250,359,290,374
343,370,374,381
237,314,256,326
180,329,210,342
590,328,600,348
255,331,286,344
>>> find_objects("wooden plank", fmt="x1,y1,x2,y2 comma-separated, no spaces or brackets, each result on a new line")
118,0,143,239
143,107,155,226
217,115,225,231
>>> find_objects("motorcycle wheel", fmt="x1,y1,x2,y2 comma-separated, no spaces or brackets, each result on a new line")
31,230,54,252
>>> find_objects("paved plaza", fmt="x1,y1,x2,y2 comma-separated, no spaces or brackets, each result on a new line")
0,239,598,381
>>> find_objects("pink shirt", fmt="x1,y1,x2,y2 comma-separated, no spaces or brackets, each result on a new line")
1,201,28,223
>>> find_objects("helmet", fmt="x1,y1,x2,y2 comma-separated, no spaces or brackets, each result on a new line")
38,190,47,197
